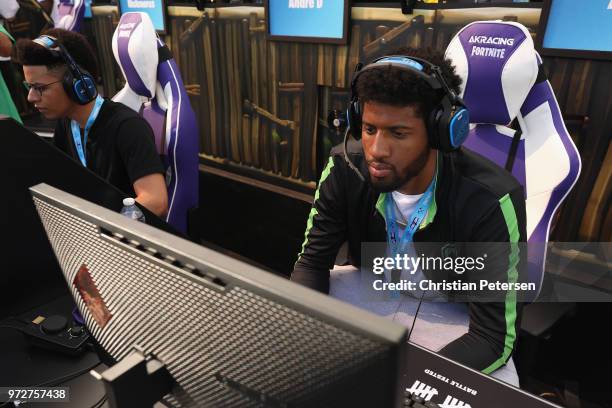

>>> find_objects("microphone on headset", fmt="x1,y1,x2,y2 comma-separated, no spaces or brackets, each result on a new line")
342,127,366,182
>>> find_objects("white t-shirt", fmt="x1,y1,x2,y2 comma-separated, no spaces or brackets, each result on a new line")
391,190,424,226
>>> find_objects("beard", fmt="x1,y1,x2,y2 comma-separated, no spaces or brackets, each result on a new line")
367,148,431,193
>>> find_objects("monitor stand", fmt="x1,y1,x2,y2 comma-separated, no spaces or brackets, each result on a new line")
91,346,174,408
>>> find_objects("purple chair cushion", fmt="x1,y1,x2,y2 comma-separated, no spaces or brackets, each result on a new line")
463,124,526,189
141,100,166,156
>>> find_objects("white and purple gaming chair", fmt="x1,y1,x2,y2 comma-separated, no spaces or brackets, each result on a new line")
445,21,581,299
0,0,19,20
112,12,199,234
51,0,85,32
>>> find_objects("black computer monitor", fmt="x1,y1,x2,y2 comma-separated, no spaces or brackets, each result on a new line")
31,183,407,407
0,118,180,319
536,0,612,60
266,0,350,44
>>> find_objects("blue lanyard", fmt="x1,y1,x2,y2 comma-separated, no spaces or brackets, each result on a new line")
384,175,436,257
70,95,104,167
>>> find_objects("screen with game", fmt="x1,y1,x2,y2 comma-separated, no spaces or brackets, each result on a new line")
540,0,612,57
267,0,349,44
118,0,167,33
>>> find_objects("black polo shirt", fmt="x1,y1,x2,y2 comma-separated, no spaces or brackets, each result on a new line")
54,99,164,197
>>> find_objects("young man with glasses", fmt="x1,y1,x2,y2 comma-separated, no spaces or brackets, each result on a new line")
14,28,168,217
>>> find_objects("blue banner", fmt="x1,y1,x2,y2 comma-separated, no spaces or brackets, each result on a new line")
543,0,612,52
118,0,166,32
269,0,345,40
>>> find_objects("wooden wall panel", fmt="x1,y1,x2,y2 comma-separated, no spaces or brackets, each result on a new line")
89,5,610,241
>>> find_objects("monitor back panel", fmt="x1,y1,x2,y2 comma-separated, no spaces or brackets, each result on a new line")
31,184,406,407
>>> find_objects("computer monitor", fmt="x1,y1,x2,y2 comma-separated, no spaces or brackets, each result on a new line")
30,183,407,407
536,0,612,60
0,118,180,319
118,0,167,33
266,0,350,44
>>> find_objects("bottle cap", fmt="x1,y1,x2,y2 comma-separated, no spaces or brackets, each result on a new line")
123,198,136,206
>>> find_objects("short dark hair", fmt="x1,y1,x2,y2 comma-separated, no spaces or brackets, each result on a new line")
13,28,99,79
354,47,462,119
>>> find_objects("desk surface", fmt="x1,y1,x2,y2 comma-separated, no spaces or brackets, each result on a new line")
0,296,105,408
1,296,559,408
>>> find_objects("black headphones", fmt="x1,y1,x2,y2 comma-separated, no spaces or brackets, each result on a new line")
33,35,97,105
347,55,470,153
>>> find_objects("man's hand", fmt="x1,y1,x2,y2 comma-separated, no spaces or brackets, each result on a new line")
0,32,12,58
133,173,168,218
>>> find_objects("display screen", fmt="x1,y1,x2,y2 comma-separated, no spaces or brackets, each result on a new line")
541,0,612,53
84,0,92,18
118,0,166,33
267,0,349,44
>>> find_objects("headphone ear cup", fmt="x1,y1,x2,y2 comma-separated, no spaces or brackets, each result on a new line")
447,107,470,150
437,105,454,152
74,74,98,104
347,100,362,140
429,98,466,153
427,106,443,150
62,69,79,103
72,71,97,105
62,66,97,105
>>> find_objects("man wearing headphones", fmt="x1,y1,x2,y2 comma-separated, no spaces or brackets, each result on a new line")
13,28,168,216
292,47,526,383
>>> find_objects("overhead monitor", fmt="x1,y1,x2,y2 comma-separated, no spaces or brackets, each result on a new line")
117,0,167,33
536,0,612,60
266,0,350,44
84,0,92,19
31,183,407,407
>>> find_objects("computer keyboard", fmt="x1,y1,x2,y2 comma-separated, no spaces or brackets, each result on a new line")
404,390,441,407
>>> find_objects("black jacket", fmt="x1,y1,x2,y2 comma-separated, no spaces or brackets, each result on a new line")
292,141,527,374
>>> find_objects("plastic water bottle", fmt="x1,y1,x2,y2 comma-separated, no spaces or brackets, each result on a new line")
120,198,145,222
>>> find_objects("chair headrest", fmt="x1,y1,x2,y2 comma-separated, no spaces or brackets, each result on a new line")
445,21,539,125
55,0,83,31
112,12,158,99
58,0,78,12
0,0,19,19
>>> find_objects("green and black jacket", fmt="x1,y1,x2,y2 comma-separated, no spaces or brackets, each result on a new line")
292,141,527,374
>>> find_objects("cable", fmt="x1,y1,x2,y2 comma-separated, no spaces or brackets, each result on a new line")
0,372,107,408
89,394,108,408
0,316,30,331
0,319,100,386
342,127,365,182
406,289,427,343
34,361,100,387
0,324,25,331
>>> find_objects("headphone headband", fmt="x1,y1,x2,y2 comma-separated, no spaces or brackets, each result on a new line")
350,55,443,92
34,35,82,78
